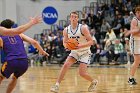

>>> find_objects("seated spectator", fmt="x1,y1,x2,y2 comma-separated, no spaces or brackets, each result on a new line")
103,28,116,48
124,38,133,63
46,33,58,64
118,28,125,45
28,44,42,66
103,40,114,65
28,44,38,54
90,44,101,64
94,44,101,63
113,39,125,64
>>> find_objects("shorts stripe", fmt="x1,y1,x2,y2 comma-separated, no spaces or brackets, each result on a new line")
129,36,134,54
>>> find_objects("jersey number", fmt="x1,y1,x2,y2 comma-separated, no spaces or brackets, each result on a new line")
8,37,17,44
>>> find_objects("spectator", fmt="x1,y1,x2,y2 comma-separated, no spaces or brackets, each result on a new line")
124,38,133,64
123,13,131,29
103,28,116,48
100,19,111,39
113,39,124,64
118,28,125,45
104,40,114,65
94,44,101,63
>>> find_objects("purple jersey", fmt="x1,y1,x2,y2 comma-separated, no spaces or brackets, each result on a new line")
0,35,27,61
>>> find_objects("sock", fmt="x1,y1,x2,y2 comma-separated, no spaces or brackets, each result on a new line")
55,82,60,87
92,79,97,83
129,75,134,79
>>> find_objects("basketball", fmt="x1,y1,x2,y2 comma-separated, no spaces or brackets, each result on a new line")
65,38,78,50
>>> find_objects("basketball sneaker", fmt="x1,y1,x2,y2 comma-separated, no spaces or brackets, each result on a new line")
128,78,137,85
50,85,59,93
88,79,98,92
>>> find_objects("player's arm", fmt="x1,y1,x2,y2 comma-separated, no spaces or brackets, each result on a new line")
78,25,95,48
63,28,69,48
20,34,49,56
0,16,42,36
125,19,140,36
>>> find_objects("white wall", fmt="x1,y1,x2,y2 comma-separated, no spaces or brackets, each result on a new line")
0,0,3,21
5,0,17,22
1,0,97,38
0,0,17,22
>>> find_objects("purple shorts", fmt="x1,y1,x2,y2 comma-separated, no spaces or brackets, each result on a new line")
1,59,28,78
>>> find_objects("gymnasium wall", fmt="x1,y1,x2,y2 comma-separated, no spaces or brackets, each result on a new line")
0,0,97,37
0,0,3,21
0,0,17,22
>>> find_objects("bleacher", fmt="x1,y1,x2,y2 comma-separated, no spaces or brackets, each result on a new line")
29,0,136,65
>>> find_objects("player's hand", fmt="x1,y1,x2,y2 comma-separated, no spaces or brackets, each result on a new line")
63,42,68,49
30,16,42,25
76,44,82,49
124,30,131,37
65,48,70,51
40,50,49,57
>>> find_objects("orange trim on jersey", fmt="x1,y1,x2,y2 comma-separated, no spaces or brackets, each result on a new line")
1,62,7,72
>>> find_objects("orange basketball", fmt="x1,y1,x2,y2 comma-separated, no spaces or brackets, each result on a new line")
65,38,78,50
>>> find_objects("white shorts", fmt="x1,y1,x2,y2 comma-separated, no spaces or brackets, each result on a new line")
130,37,140,54
69,50,91,64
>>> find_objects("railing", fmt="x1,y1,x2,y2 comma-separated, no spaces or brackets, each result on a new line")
59,20,67,28
51,24,58,32
34,34,41,40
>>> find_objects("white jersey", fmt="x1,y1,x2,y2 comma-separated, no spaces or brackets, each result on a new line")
132,17,140,40
130,17,140,54
66,24,90,54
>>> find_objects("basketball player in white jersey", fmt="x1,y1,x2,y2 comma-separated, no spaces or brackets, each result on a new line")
125,6,140,85
0,16,42,36
50,11,98,92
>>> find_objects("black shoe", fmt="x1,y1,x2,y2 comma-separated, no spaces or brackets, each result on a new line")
128,78,137,85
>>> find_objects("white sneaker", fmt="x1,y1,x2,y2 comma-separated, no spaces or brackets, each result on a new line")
88,79,98,92
50,85,59,93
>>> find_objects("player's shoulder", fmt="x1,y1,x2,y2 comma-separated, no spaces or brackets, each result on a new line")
63,26,68,31
132,17,139,22
131,17,139,25
79,24,88,28
80,24,89,32
63,25,70,33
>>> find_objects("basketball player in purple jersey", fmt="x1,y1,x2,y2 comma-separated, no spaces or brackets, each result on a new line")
0,16,42,36
0,19,49,93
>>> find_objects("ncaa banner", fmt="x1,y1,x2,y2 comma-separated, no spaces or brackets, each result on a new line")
42,6,58,25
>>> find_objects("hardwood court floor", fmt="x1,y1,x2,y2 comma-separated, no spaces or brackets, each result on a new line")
0,64,140,93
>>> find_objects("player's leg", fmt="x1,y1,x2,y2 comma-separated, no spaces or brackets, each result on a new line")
79,52,98,92
57,57,76,83
6,76,17,93
79,63,98,92
128,55,140,85
79,63,93,82
50,56,76,93
0,61,13,85
0,73,5,84
128,39,140,85
6,59,28,93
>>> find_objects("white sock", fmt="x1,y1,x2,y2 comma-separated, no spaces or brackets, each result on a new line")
55,82,60,86
92,79,97,83
129,75,134,79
